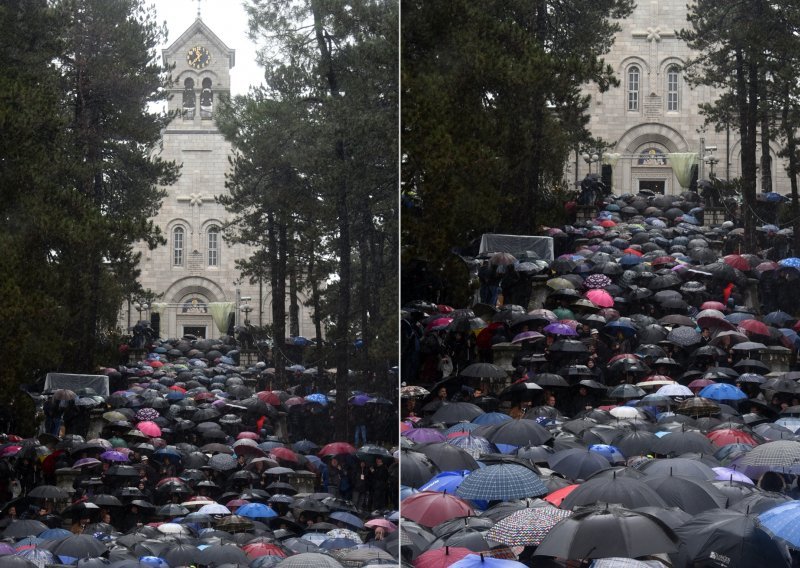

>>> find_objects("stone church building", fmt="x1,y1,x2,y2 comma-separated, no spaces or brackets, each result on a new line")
125,18,315,341
577,0,790,196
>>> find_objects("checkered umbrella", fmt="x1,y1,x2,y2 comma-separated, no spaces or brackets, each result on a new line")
400,385,430,399
738,440,800,468
135,407,160,421
456,464,548,500
486,506,573,546
208,453,239,471
583,274,612,290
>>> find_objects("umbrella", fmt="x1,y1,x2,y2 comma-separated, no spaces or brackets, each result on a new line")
455,463,548,500
413,547,472,568
481,419,553,447
416,443,479,472
534,505,679,560
757,501,800,549
652,430,717,456
2,521,48,539
543,323,578,337
49,534,107,558
459,363,507,379
401,491,475,528
401,386,430,399
485,506,572,547
641,475,727,514
738,440,800,470
674,508,790,568
638,458,717,480
431,402,485,425
547,448,611,481
28,486,67,500
559,475,667,510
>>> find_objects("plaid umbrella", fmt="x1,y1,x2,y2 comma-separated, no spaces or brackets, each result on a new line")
486,506,572,546
456,464,548,500
738,440,800,469
675,397,720,417
666,326,701,348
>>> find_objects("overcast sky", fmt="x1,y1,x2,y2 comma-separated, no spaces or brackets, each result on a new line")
152,0,264,96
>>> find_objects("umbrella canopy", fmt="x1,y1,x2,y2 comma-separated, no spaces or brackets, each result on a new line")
738,440,800,470
758,500,800,549
674,508,790,568
559,474,667,511
401,491,475,528
485,506,572,547
534,505,680,560
547,448,611,481
456,463,548,500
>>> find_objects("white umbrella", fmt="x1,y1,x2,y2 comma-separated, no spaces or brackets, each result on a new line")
656,384,694,397
609,406,641,419
198,503,231,515
158,522,191,535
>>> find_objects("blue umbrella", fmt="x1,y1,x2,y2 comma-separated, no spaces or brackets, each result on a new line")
329,511,364,529
450,555,527,568
139,557,168,568
443,423,482,436
604,320,637,338
588,444,625,464
448,435,497,457
456,464,548,500
304,393,328,405
471,412,512,426
698,383,747,401
779,257,800,269
400,485,419,501
16,548,55,567
758,501,800,548
38,528,72,541
419,470,470,494
236,502,278,519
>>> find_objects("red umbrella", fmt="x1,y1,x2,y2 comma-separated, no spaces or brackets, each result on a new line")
723,254,750,271
256,391,282,406
544,484,579,507
270,447,299,463
318,442,357,458
622,248,643,256
706,429,760,447
738,319,770,337
600,220,616,228
688,378,716,393
413,547,472,568
402,491,475,528
426,317,453,332
283,397,305,407
242,542,287,560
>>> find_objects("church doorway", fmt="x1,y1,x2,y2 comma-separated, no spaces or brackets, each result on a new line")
639,180,665,194
183,325,207,338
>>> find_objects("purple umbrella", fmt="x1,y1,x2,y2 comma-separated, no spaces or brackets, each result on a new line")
512,331,545,344
543,323,578,337
712,467,754,484
100,450,129,462
72,458,102,469
402,428,447,444
349,394,371,406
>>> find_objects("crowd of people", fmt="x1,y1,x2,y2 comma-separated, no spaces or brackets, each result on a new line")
400,190,800,566
0,337,399,567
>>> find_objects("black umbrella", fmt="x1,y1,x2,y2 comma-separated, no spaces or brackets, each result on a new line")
652,430,717,456
534,505,679,560
49,534,108,558
28,485,68,500
2,519,48,538
430,402,484,425
198,544,249,565
638,457,716,480
400,449,439,488
531,373,570,388
547,448,611,481
162,543,202,566
674,508,790,567
459,363,507,380
613,430,659,457
415,443,479,472
560,474,668,510
641,475,728,514
481,419,553,447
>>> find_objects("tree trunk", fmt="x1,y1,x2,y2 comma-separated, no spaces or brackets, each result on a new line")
782,87,800,255
312,0,350,442
736,50,758,253
760,71,772,193
288,237,300,338
267,213,286,383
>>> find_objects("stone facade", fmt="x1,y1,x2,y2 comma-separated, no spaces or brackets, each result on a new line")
125,19,316,341
577,0,790,196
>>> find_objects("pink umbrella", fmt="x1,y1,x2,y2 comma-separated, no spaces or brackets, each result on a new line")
586,289,614,308
136,421,161,437
364,518,397,532
425,317,453,331
0,446,21,457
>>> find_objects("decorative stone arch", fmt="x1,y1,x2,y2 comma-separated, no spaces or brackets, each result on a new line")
726,138,788,192
619,56,651,76
158,277,231,339
659,59,685,113
201,220,223,268
615,123,690,195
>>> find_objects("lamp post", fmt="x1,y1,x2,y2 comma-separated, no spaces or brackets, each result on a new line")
582,152,600,174
239,297,252,325
133,301,149,322
704,155,719,178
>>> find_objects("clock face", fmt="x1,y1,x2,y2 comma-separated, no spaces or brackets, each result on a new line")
187,45,211,69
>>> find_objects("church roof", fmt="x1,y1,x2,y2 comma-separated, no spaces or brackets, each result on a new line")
162,18,235,68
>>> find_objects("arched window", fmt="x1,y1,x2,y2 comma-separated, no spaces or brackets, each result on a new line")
173,227,184,266
207,226,219,267
182,78,195,119
666,66,680,112
200,78,213,119
627,66,640,112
